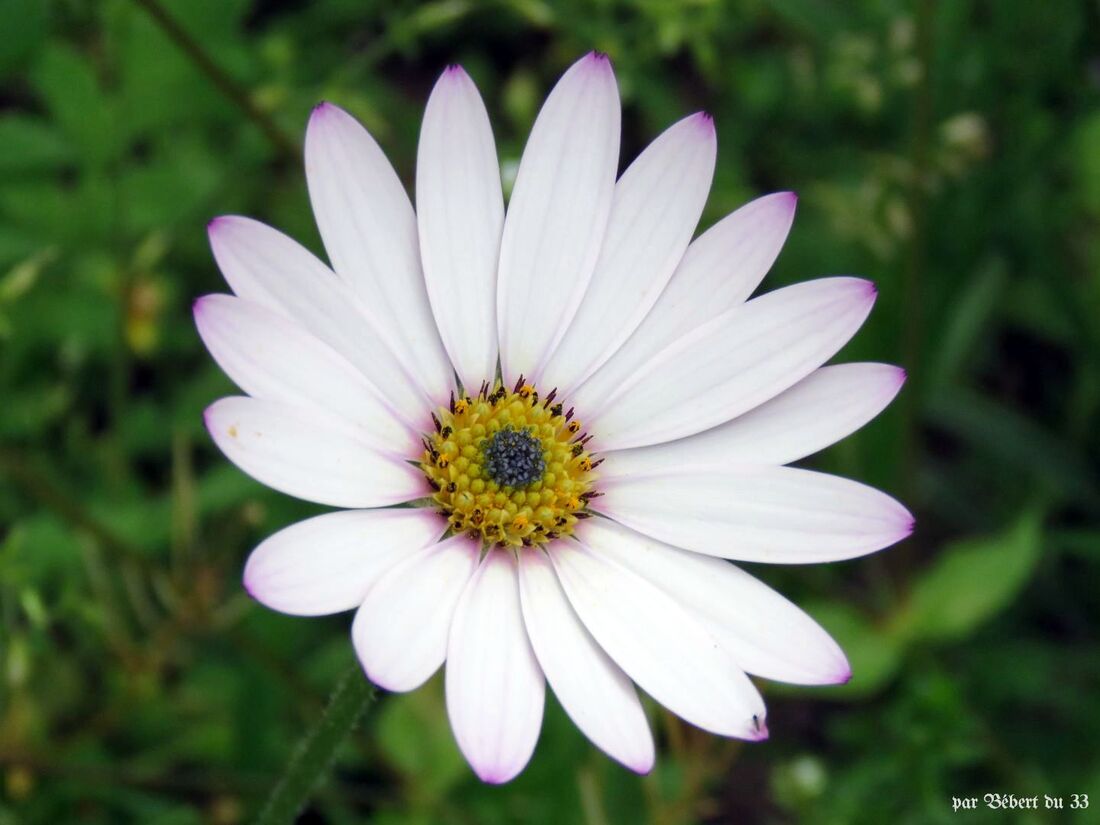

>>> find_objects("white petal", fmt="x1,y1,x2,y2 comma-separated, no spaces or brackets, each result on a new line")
305,103,453,403
551,540,766,739
243,509,444,616
194,294,416,453
353,533,480,692
601,363,907,476
517,549,654,773
579,518,850,685
446,551,545,783
497,52,620,387
204,396,426,508
593,465,914,564
539,112,716,395
417,66,504,394
575,192,797,406
207,216,432,429
578,277,878,450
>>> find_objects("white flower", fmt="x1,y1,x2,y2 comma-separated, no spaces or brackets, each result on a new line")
196,52,913,784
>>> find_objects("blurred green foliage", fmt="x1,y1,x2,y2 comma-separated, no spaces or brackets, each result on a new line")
1,0,1098,823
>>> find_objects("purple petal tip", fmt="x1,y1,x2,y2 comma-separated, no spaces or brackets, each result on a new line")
201,400,227,434
582,50,613,71
750,717,770,741
311,101,338,121
691,111,716,134
477,768,512,785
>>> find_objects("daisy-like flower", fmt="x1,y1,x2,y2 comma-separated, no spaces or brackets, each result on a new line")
196,52,913,783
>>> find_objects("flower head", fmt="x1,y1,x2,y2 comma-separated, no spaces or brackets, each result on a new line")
197,52,912,784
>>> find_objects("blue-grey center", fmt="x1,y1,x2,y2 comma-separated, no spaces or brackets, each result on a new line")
481,425,546,489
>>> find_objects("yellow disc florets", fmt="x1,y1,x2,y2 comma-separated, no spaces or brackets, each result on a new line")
420,378,599,547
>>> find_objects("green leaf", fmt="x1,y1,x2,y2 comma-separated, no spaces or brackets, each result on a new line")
375,677,465,801
899,512,1043,642
0,0,48,79
0,115,72,174
1075,111,1100,215
30,44,118,167
927,389,1100,509
926,256,1007,391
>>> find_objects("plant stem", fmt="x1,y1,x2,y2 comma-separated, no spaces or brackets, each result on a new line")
901,0,936,493
128,0,299,161
254,665,376,825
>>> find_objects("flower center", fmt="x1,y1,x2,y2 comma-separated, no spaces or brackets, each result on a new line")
420,378,599,547
482,426,546,488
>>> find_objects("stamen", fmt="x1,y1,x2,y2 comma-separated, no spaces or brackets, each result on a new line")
418,380,599,548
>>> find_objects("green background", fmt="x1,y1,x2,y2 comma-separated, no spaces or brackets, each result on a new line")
1,0,1098,822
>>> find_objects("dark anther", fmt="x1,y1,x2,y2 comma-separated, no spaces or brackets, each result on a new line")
431,412,442,432
427,478,440,491
576,512,592,520
449,390,456,413
529,391,539,406
513,374,526,393
522,537,533,547
591,458,605,469
564,407,574,421
546,531,559,540
543,388,557,408
571,444,583,457
481,425,546,489
446,482,457,493
421,437,439,461
441,425,453,438
550,403,563,417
